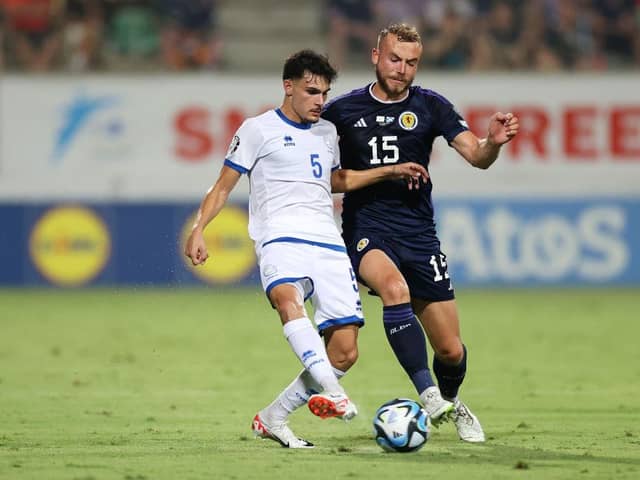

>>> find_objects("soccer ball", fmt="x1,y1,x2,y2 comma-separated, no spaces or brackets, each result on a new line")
372,398,430,453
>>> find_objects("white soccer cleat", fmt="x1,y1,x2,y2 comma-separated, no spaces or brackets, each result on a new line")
451,400,485,443
307,392,358,421
252,414,314,449
420,386,455,427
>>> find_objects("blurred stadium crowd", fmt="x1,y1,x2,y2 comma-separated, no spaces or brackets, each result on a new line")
0,0,638,73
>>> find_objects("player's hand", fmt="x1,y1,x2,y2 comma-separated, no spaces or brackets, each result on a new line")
391,162,429,190
185,230,209,266
488,112,519,146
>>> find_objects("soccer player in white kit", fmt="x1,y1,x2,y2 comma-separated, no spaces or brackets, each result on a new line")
185,50,427,448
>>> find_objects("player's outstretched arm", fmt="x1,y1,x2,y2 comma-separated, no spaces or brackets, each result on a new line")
185,166,241,266
451,112,519,169
331,162,428,193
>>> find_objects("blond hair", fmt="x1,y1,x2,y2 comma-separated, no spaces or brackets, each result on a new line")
377,23,422,48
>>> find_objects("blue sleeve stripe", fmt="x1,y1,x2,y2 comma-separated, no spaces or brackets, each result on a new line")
331,165,340,171
224,159,249,174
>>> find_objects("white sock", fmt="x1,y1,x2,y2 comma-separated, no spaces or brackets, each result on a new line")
262,367,348,424
333,367,346,380
283,317,343,394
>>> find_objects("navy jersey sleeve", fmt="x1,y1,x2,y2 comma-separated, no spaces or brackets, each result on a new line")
321,101,336,124
322,86,370,136
321,100,343,134
424,90,468,144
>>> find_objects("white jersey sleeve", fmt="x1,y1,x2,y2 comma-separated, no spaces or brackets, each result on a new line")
224,118,264,174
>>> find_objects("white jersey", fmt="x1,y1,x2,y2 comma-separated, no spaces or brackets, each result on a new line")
224,109,343,251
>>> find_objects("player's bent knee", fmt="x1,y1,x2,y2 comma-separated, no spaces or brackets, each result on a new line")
272,298,305,321
328,347,359,372
378,278,410,304
434,344,464,365
269,287,304,318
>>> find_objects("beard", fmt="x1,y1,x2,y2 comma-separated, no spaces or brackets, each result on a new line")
375,67,412,100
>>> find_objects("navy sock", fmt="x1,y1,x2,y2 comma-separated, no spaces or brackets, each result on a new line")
383,303,435,394
433,344,467,400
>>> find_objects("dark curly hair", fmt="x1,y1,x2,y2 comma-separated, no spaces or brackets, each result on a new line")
282,49,337,83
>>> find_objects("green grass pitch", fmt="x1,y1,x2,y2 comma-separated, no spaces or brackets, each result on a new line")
1,287,639,479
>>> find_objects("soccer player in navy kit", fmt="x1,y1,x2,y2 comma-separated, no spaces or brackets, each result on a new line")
322,23,519,442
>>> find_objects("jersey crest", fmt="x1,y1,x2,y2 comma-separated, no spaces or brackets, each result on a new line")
399,111,418,131
356,238,369,252
227,135,240,156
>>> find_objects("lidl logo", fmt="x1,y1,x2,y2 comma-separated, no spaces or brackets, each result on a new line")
181,206,255,283
29,206,111,286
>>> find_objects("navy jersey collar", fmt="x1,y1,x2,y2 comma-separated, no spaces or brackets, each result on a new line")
368,83,410,104
275,108,312,130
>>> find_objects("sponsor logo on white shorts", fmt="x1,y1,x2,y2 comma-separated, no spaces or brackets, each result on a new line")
263,264,278,278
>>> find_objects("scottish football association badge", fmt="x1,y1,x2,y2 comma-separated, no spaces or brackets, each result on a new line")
399,111,418,131
356,238,369,252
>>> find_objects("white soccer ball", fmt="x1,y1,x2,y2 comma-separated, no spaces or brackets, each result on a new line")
372,398,430,453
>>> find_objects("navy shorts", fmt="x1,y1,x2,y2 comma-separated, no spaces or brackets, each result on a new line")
345,231,455,302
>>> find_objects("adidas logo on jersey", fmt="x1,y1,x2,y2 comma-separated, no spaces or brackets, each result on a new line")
353,118,367,128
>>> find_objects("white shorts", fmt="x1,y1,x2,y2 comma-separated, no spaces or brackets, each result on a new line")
258,239,364,332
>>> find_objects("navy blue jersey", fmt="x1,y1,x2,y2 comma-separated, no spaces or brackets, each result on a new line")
322,83,468,245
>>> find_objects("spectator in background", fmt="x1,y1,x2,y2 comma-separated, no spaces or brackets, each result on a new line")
592,0,637,67
422,0,475,31
63,0,103,71
157,0,223,70
543,0,603,70
468,0,526,70
485,0,521,68
421,4,473,69
513,1,563,71
0,6,5,71
102,0,159,70
2,0,63,72
372,0,427,31
325,0,377,69
636,0,640,65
